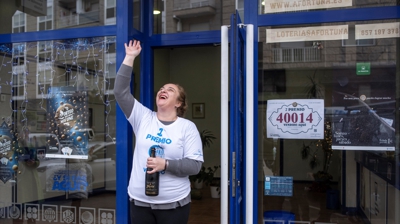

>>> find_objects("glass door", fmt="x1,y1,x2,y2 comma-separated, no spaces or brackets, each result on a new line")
221,11,255,224
257,20,399,224
229,11,246,224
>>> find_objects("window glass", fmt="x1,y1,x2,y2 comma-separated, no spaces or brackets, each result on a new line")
259,0,397,15
0,37,117,223
258,20,399,223
0,0,125,34
38,5,53,31
154,0,237,34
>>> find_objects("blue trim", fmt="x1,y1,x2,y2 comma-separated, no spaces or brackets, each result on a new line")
140,0,154,108
142,0,152,37
235,13,246,224
115,0,134,223
149,31,221,46
0,25,117,44
258,6,400,26
228,13,234,223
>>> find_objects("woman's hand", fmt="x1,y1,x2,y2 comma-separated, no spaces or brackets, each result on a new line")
125,39,142,57
146,157,167,174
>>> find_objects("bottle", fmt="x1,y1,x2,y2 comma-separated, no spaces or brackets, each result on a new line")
145,147,159,196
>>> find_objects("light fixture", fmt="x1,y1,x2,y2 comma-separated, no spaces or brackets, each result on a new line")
153,10,161,15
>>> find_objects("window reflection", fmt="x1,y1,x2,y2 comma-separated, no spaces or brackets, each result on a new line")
0,0,120,34
258,21,399,224
0,37,117,222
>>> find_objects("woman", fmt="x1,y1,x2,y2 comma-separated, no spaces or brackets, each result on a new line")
114,40,203,224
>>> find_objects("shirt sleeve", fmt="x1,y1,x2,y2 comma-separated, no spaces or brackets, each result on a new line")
167,158,202,177
114,64,135,118
183,121,204,161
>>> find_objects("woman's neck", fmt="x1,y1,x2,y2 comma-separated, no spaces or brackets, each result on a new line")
157,111,178,122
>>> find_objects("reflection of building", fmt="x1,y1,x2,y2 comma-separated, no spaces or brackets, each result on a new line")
168,0,219,32
7,0,118,102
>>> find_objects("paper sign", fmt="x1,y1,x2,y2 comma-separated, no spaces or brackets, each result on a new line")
265,176,293,196
356,22,400,40
267,25,348,43
356,62,370,75
266,99,324,139
264,0,352,14
331,71,396,151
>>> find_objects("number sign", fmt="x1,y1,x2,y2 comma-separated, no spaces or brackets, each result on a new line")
266,99,324,139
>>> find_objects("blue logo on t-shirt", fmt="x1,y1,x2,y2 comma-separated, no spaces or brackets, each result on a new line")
146,134,172,144
157,128,163,137
193,149,203,157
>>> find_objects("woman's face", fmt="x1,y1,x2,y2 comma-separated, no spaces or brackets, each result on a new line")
156,84,182,110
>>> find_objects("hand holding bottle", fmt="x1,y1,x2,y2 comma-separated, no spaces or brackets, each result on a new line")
146,156,167,174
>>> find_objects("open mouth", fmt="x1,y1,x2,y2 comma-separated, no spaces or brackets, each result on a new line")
159,94,167,99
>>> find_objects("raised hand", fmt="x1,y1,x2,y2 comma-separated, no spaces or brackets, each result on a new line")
125,39,142,57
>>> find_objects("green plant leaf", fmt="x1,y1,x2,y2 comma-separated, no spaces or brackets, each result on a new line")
301,143,310,159
200,129,217,149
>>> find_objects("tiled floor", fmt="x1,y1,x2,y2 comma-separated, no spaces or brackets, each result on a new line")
189,182,365,224
189,187,221,224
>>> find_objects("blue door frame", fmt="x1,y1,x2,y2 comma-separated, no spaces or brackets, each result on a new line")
1,1,400,223
229,12,246,224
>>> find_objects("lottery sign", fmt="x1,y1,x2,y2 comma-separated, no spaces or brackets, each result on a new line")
266,99,324,139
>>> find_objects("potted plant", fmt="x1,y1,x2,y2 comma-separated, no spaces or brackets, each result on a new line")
200,129,216,149
189,166,207,189
301,121,334,192
190,130,218,199
203,165,221,198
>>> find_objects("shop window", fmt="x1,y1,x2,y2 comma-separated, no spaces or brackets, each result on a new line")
103,37,117,95
105,0,116,24
272,42,321,63
37,41,53,98
11,43,26,100
0,37,118,222
58,0,100,28
38,5,53,31
12,11,26,33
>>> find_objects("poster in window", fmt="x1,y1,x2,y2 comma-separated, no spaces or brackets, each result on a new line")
331,68,395,151
46,87,90,159
0,122,17,184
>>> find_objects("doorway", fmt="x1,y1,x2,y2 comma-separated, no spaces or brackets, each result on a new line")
153,46,222,223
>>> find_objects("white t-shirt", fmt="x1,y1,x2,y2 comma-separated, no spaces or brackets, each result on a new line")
127,99,203,204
